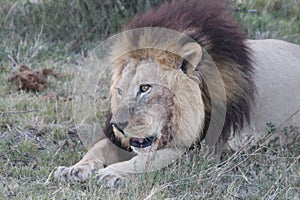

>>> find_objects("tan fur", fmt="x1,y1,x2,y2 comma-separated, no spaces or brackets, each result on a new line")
54,38,300,187
109,29,256,148
227,39,300,151
110,58,205,148
53,0,300,187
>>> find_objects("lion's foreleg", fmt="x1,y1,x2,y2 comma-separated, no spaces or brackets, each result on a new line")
97,148,184,187
54,138,133,182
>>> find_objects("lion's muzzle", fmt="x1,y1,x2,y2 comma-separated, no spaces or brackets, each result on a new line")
111,122,128,135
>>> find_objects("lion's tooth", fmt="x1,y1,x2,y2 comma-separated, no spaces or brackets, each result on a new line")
138,138,144,143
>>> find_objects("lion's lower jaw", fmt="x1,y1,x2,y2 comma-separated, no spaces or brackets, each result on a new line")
131,146,152,154
130,138,159,155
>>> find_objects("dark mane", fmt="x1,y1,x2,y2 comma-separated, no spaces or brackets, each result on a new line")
105,0,256,148
125,0,252,69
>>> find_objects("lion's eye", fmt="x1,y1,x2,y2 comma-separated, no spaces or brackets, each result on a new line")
117,88,122,95
140,84,151,93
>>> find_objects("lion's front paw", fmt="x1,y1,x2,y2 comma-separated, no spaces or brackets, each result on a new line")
54,165,90,182
53,166,71,181
96,168,123,188
54,162,102,182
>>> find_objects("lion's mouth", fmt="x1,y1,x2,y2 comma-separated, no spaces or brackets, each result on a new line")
129,136,156,148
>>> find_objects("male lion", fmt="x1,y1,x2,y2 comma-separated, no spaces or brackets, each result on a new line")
54,0,300,187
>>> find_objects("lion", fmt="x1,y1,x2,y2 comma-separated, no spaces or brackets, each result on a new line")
54,0,300,187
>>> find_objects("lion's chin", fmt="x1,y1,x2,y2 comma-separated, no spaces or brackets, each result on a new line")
129,136,156,148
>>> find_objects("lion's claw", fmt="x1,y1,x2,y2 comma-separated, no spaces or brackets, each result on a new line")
96,168,122,188
54,165,95,182
106,177,120,188
54,166,70,181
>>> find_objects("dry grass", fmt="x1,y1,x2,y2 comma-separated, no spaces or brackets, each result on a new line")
0,0,299,199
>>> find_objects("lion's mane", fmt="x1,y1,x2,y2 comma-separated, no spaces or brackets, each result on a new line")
103,0,256,151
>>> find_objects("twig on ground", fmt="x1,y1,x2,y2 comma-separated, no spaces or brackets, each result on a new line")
278,109,300,130
44,168,55,186
54,140,68,157
263,154,300,199
0,109,40,116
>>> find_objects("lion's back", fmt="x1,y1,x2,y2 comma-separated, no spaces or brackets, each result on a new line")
228,39,300,150
250,39,300,128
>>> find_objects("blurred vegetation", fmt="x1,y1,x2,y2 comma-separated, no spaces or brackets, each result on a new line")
0,0,167,58
234,0,300,43
1,0,299,65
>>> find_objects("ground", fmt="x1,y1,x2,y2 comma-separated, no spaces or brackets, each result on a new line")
0,0,299,199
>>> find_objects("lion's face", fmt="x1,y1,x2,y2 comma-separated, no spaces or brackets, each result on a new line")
110,54,205,153
111,61,177,153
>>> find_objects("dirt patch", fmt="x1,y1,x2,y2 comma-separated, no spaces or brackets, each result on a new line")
8,65,59,92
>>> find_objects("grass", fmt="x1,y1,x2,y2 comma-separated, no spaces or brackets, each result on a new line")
0,0,299,199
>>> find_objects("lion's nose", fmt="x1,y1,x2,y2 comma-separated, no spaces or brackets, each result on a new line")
111,121,128,133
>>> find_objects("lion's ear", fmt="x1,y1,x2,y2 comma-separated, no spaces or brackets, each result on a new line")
180,42,203,68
